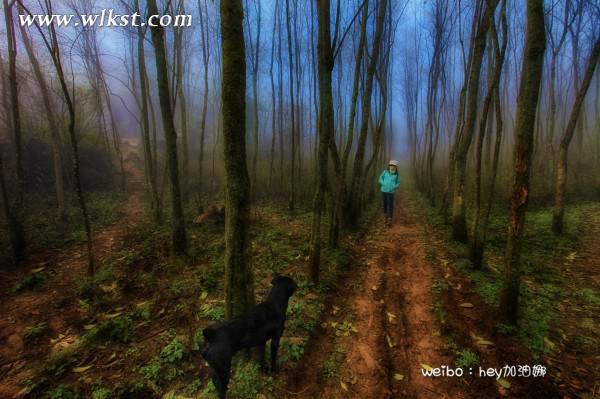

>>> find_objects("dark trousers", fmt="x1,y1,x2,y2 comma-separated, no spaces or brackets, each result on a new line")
382,192,395,219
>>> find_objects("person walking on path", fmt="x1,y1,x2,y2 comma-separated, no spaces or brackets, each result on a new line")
379,160,401,227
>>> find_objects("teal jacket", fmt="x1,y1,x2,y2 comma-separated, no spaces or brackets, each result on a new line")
379,170,400,193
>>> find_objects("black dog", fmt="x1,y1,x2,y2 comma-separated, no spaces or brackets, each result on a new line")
201,276,297,398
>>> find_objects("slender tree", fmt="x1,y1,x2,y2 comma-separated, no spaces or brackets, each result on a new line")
500,0,546,324
220,0,255,317
450,0,499,242
347,0,387,226
17,10,66,219
3,0,26,261
552,39,600,233
309,0,335,282
147,0,187,255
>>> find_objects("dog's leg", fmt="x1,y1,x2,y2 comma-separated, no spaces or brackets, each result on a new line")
270,336,280,373
214,360,231,399
258,343,267,373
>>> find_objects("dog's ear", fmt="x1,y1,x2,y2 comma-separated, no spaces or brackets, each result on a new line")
203,327,216,342
270,275,281,285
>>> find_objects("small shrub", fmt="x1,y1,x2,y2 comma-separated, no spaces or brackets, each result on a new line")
47,385,78,399
160,338,184,363
24,323,49,343
91,387,112,399
139,361,162,383
455,349,479,369
13,271,53,292
84,316,135,343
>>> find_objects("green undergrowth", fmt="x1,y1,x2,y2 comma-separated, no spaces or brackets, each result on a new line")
407,184,598,356
25,201,374,398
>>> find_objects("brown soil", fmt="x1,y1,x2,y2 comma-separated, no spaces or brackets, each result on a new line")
0,139,144,398
284,197,470,398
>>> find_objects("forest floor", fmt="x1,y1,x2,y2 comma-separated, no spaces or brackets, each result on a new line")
0,138,145,398
0,149,597,398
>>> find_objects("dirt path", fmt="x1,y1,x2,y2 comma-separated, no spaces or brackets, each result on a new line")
0,138,145,398
286,196,467,398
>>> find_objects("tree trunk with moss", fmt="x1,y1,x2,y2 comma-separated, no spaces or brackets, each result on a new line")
552,39,600,234
450,0,499,243
221,0,255,318
3,0,26,261
347,0,387,228
500,0,546,325
148,0,187,255
309,0,335,283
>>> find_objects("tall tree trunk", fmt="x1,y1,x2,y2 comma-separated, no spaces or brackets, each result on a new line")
220,0,255,318
245,0,261,199
136,0,161,222
347,0,387,227
450,0,499,242
551,39,600,233
147,0,187,255
309,0,334,283
268,0,279,190
285,0,297,210
17,12,66,220
198,0,210,196
3,0,25,261
329,0,369,245
471,0,508,268
500,0,546,324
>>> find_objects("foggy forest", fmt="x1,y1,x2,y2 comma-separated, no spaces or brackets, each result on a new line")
0,0,599,397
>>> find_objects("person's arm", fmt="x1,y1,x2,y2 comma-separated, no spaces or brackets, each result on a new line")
379,170,386,186
394,173,401,190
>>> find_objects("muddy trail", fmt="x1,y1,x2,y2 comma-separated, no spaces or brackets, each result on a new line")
0,139,144,398
285,198,469,398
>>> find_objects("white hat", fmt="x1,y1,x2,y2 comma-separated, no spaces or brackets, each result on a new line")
389,160,399,166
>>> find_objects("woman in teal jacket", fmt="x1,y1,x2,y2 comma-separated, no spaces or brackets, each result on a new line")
379,160,400,226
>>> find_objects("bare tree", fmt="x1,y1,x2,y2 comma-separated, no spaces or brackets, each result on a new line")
17,11,66,219
470,0,508,268
500,0,546,324
552,39,600,233
147,0,187,255
3,0,26,261
220,0,255,317
308,0,335,282
450,0,500,242
17,0,95,273
347,0,387,226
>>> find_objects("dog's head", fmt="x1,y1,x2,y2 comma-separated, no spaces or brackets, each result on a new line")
271,275,297,297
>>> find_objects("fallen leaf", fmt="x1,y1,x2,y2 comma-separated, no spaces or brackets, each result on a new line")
497,378,511,389
104,311,122,319
340,381,348,391
386,334,394,348
387,312,396,323
476,340,495,347
459,303,474,308
30,267,46,273
73,365,93,373
371,285,378,291
200,291,208,300
83,324,96,330
394,373,404,381
544,337,555,350
421,364,433,372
